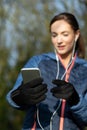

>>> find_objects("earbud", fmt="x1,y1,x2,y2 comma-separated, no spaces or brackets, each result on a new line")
75,36,79,42
75,37,77,42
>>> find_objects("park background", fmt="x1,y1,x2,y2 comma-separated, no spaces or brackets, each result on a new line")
0,0,87,129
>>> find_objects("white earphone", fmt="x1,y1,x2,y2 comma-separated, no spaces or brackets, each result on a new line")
75,37,78,42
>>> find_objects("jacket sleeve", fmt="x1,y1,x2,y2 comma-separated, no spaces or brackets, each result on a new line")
6,56,40,110
70,93,87,126
6,73,24,109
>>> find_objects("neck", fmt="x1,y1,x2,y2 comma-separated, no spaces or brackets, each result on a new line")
57,53,73,69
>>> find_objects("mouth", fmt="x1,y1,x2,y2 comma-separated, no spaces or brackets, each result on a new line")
57,45,65,50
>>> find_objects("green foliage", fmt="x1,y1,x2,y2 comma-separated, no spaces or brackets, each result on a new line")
0,0,87,129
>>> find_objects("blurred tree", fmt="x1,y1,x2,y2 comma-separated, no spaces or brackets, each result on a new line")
0,0,87,129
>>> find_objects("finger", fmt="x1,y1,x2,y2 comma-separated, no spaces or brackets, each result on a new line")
51,85,74,94
53,93,67,99
52,79,67,86
26,95,46,105
51,86,65,93
24,84,47,94
28,87,48,99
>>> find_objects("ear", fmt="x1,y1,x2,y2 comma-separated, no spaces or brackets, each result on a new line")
75,30,80,42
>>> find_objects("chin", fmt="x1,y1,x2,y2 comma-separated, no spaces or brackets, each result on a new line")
57,51,66,55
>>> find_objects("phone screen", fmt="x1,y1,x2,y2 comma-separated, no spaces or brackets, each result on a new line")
21,68,41,84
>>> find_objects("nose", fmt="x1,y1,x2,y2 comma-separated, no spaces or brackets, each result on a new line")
57,35,62,44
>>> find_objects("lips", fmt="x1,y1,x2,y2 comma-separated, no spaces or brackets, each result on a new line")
58,45,65,50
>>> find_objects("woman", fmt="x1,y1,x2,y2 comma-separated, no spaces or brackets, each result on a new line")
6,12,87,130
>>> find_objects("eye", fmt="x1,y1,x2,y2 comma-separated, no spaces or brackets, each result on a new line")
63,33,69,36
51,33,57,37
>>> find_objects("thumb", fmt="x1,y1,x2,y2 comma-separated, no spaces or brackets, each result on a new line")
52,79,66,85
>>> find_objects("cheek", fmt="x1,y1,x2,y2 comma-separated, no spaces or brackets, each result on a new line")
51,38,56,45
66,41,74,51
64,36,73,43
64,36,75,51
65,37,74,46
51,38,55,45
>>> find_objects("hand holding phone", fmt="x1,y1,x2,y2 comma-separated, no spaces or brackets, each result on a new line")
11,76,48,106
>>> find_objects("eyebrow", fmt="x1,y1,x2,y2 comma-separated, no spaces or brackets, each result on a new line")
51,32,57,34
51,31,69,34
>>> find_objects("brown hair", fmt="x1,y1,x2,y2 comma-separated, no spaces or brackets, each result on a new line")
50,12,85,58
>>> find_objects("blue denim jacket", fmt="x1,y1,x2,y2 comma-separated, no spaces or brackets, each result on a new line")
6,52,87,130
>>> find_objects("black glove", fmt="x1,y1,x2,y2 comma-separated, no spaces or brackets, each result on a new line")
51,79,79,106
11,77,47,106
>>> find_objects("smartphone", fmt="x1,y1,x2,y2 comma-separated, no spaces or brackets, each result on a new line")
21,68,41,84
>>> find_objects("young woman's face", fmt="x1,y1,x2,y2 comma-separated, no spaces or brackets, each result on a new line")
50,20,79,57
